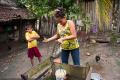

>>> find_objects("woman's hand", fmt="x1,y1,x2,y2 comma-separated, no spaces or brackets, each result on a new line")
43,34,58,43
42,37,49,43
57,38,63,44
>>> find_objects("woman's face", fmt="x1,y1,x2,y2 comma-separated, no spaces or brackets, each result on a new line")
55,17,67,26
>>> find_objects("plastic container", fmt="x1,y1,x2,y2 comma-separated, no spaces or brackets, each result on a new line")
55,68,66,80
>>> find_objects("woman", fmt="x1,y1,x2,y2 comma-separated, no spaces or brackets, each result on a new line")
44,7,80,65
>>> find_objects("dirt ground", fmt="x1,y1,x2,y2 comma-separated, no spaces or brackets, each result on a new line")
80,42,120,80
0,41,55,79
0,40,120,80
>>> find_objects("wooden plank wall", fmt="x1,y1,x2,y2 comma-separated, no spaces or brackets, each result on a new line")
35,0,120,36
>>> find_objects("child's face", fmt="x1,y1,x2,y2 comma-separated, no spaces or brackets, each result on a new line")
26,27,32,33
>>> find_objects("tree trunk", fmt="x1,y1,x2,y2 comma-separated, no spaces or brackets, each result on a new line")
39,17,41,34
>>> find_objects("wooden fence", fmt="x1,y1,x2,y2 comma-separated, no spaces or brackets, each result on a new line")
34,16,57,36
34,0,120,36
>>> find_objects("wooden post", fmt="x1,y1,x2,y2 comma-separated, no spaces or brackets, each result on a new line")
39,17,41,34
18,19,23,42
21,57,51,80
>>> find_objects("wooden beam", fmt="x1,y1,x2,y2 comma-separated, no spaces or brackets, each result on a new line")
95,39,110,43
21,57,51,80
54,63,91,80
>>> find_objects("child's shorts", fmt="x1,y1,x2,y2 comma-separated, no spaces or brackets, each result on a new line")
28,47,42,59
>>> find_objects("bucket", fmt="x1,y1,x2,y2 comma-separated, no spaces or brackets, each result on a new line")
91,73,102,80
55,68,66,80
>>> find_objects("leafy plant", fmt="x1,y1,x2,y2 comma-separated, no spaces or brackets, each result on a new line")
95,0,112,30
82,16,91,32
110,32,118,45
18,0,77,17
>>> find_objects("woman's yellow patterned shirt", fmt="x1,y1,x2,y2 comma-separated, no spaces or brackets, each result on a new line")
57,20,79,50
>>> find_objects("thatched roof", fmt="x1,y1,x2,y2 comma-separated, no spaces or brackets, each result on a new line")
0,6,34,22
0,0,17,7
0,0,35,22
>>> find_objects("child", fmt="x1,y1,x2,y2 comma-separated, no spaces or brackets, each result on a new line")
25,24,42,66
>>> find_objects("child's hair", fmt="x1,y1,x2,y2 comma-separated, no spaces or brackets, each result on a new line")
54,7,65,18
25,23,33,30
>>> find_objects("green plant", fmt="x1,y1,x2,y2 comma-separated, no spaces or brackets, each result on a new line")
82,16,91,32
110,32,118,45
95,0,112,30
18,0,77,17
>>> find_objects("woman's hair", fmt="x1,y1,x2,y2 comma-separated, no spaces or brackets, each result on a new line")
54,7,65,18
